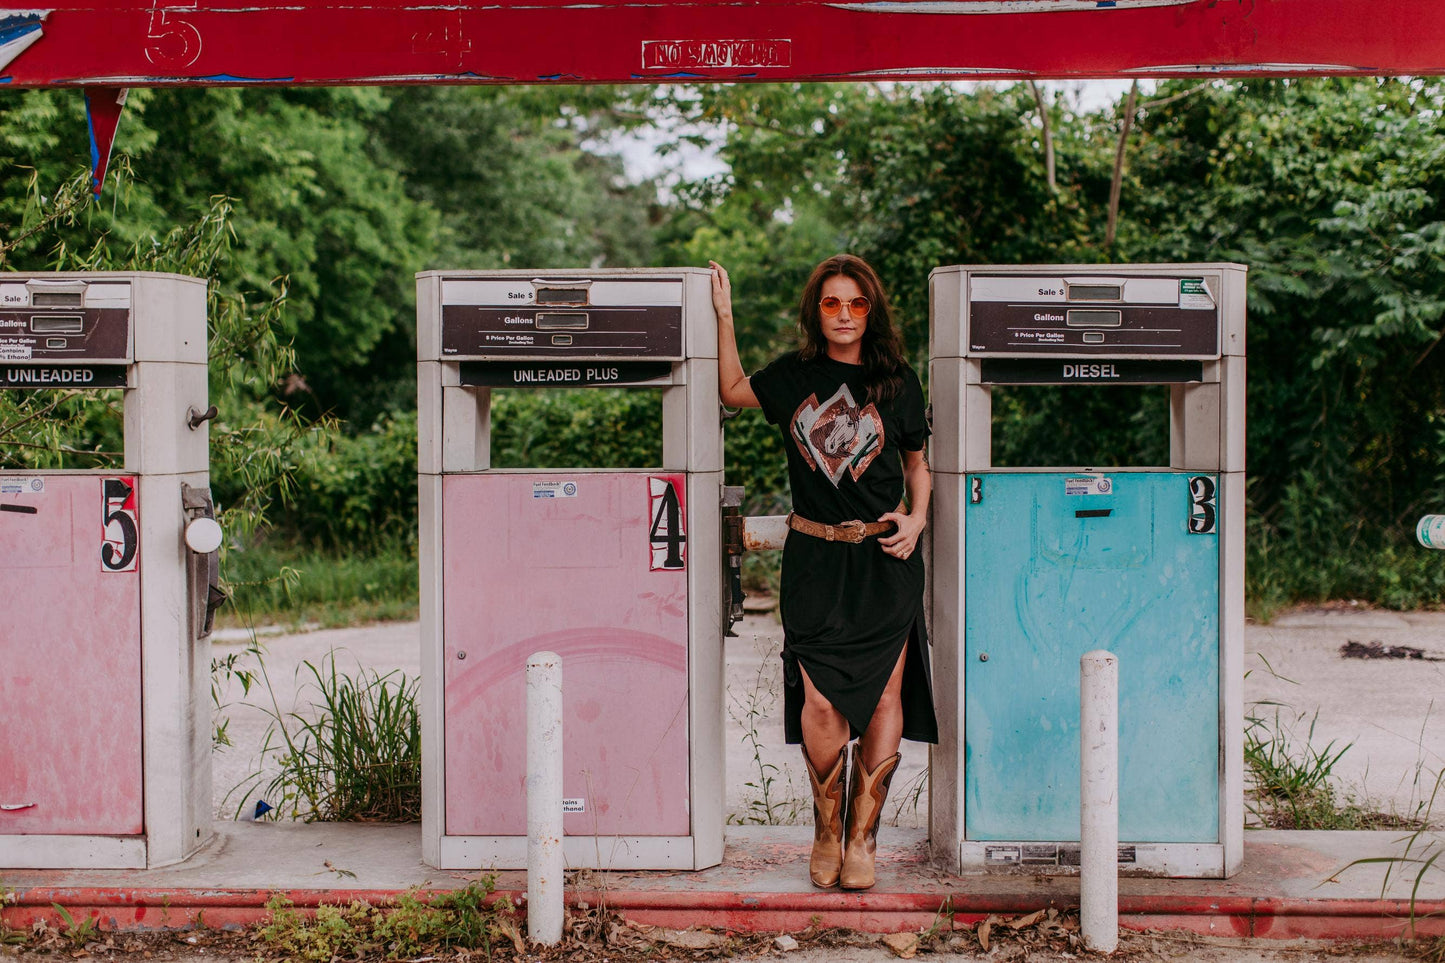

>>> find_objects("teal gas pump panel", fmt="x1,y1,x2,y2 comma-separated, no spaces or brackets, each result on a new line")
964,471,1219,843
928,265,1247,879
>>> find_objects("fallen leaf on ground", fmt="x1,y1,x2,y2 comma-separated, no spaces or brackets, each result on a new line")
977,915,1000,951
496,916,525,954
1008,909,1046,930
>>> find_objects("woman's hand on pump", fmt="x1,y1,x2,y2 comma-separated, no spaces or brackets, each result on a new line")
709,260,733,324
711,260,760,409
877,509,925,560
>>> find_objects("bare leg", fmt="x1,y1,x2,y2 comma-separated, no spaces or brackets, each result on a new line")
859,641,909,770
799,665,850,771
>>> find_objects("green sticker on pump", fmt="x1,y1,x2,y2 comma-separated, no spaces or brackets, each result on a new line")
1179,278,1214,309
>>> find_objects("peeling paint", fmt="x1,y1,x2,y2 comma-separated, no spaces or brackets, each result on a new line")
348,71,504,81
1126,62,1368,73
197,73,295,82
85,85,127,194
0,9,48,74
831,0,1196,12
835,66,1026,77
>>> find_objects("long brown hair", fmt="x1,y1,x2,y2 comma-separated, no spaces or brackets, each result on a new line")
797,253,908,404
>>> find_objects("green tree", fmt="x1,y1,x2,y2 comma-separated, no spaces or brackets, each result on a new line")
1127,78,1445,606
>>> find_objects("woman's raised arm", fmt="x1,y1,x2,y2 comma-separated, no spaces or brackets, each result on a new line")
711,260,760,409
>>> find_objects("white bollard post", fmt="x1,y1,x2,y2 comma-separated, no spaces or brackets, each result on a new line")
527,651,564,946
1080,650,1119,955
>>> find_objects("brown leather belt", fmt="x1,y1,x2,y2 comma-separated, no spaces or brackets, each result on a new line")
786,512,894,544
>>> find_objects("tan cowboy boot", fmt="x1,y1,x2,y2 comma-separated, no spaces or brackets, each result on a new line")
839,744,901,890
802,745,848,888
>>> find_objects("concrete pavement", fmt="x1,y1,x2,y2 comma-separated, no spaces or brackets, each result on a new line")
5,607,1443,940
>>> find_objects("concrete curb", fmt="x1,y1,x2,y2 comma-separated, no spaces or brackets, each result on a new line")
6,886,1444,940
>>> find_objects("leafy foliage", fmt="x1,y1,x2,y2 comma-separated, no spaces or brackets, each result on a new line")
655,78,1445,610
1127,79,1445,609
3,80,1443,611
256,883,516,961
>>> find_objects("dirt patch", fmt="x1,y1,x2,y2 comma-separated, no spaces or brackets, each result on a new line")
4,925,1436,963
1340,640,1444,661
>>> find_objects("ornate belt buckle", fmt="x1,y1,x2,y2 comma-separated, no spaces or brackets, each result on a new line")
836,519,866,543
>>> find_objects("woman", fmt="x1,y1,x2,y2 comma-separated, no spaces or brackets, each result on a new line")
711,254,937,890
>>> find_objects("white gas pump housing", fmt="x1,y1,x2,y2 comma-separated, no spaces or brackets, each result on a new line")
0,272,221,869
928,264,1246,879
417,268,725,871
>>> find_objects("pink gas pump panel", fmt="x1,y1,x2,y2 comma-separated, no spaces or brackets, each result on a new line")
443,472,691,837
0,474,144,835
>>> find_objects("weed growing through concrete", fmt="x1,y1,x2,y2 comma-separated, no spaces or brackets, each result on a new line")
1244,657,1422,830
230,649,421,822
210,631,266,751
887,764,929,827
726,639,804,826
1246,705,1349,800
255,881,517,961
48,904,97,949
0,882,21,947
1336,769,1445,956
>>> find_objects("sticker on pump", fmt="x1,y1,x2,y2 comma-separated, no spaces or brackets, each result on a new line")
1188,475,1218,534
648,475,687,571
562,798,586,814
101,476,139,573
1065,475,1112,496
0,476,45,495
1179,278,1216,310
532,480,579,499
0,342,33,360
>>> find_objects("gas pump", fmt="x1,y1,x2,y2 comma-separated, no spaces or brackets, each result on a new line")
417,268,726,870
0,272,222,869
928,263,1246,879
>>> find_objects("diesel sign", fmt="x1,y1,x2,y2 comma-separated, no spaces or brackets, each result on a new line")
979,359,1205,385
1063,363,1118,379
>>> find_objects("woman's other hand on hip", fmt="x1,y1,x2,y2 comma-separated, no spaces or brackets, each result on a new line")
877,510,925,560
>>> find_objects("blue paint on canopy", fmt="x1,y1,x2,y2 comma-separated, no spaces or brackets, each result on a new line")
87,106,101,186
0,13,44,45
199,74,295,83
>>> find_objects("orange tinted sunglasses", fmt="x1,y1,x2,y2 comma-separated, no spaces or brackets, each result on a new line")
819,295,871,319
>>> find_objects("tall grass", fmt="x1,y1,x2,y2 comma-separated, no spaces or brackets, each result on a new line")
1244,662,1426,831
1337,770,1444,954
234,651,421,822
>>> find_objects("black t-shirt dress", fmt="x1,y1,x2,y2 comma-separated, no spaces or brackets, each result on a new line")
750,351,939,745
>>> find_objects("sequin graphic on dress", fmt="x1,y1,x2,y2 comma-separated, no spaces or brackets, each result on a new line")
790,384,885,487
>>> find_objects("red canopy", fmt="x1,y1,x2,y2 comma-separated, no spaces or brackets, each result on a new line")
1,0,1442,87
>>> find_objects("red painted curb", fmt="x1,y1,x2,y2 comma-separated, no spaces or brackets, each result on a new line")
4,887,1443,940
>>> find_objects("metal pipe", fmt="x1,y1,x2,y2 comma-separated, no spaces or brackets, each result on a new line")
1080,649,1119,955
742,514,789,552
527,651,564,946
